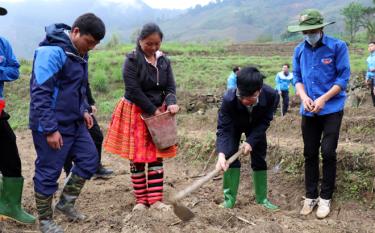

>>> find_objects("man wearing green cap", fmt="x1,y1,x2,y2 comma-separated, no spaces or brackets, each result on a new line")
0,6,36,224
288,9,350,219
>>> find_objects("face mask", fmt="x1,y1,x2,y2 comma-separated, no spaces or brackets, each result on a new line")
304,32,321,46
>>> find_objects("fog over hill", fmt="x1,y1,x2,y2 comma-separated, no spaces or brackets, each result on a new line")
0,0,372,59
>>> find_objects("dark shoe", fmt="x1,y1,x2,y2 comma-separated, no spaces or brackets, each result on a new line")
94,165,113,178
40,219,64,233
55,174,86,221
0,176,36,224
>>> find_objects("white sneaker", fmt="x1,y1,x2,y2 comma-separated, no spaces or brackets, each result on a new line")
300,198,318,215
316,198,331,219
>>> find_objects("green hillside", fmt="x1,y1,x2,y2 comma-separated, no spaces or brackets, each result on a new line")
161,0,373,42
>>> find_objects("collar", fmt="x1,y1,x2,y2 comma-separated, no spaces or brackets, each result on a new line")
144,51,163,66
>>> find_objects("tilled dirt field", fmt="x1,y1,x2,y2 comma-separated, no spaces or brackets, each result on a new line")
1,105,375,233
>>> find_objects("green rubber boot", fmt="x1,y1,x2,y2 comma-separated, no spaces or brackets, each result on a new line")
222,168,240,208
0,176,36,224
252,170,279,211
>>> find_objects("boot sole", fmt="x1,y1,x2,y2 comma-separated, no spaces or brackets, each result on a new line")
0,214,35,225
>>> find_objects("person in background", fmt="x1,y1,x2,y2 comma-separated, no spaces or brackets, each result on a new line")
227,66,240,89
365,41,375,106
275,63,294,115
0,6,36,225
64,81,114,178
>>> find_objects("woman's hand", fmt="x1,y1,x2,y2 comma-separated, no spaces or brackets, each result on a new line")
167,104,180,114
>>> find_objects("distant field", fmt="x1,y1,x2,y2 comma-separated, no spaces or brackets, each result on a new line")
5,42,368,129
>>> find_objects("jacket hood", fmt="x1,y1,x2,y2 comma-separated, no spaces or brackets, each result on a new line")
39,23,78,55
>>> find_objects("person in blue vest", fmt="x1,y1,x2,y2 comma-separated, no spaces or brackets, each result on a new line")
227,66,240,89
215,66,279,210
365,41,375,106
288,9,350,219
29,13,105,233
275,63,294,115
0,6,36,225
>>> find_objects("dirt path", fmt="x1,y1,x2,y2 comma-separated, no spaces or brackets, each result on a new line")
1,124,375,233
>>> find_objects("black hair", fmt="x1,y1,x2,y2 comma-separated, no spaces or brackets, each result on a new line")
72,13,106,41
237,66,264,96
232,66,240,73
369,41,375,45
283,63,290,68
136,22,164,51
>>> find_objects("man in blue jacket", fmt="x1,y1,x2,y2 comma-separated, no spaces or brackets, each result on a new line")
215,66,279,210
29,13,105,233
288,9,350,219
0,6,36,225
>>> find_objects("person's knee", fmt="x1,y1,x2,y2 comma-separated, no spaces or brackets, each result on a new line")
251,161,267,171
229,159,241,168
74,150,99,178
250,152,267,171
33,169,60,196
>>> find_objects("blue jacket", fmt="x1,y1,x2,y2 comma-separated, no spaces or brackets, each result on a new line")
0,36,20,105
275,71,293,92
227,72,237,89
366,52,375,80
216,86,279,156
29,24,90,135
292,34,350,116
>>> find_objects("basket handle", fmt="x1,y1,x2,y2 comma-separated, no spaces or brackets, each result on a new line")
141,110,171,120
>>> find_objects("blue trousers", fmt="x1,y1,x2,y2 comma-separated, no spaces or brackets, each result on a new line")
32,123,98,196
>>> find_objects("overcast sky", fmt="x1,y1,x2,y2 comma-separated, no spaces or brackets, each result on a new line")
1,0,216,9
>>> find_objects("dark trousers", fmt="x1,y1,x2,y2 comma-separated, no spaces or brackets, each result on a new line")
33,123,98,196
371,79,375,107
64,116,103,175
0,112,22,177
302,111,343,200
226,131,267,171
280,90,289,114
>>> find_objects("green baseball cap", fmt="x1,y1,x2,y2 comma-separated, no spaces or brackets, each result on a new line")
287,9,334,32
0,7,7,16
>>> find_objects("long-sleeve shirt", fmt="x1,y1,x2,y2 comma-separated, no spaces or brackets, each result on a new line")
123,50,177,115
292,34,350,116
227,72,237,89
366,52,375,81
216,85,279,156
0,36,20,114
275,71,293,92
